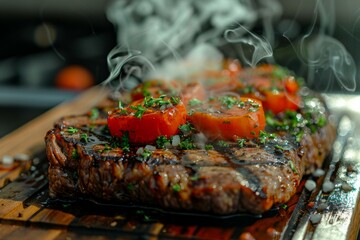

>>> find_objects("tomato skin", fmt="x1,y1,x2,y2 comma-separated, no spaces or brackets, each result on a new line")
187,97,266,141
107,99,187,144
130,80,179,101
55,65,94,90
237,66,301,114
262,91,300,114
284,76,299,94
180,82,206,106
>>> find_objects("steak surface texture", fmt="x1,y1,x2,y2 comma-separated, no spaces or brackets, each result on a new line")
45,94,335,215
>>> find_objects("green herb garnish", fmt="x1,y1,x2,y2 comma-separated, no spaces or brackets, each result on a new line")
172,184,181,192
130,105,147,118
90,108,99,120
80,133,88,143
219,96,238,109
205,144,214,150
71,149,79,159
127,183,134,191
217,140,230,148
156,135,170,149
102,144,112,152
101,125,110,134
237,138,246,148
179,138,196,150
179,123,195,134
120,131,130,152
170,96,181,105
188,98,203,106
67,127,79,134
144,95,171,108
118,101,124,109
190,175,199,181
259,131,276,144
288,161,298,174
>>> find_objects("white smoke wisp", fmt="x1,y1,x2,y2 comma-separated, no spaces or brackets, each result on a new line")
224,24,273,68
105,0,260,85
307,36,356,92
283,0,356,92
106,0,257,62
101,46,156,91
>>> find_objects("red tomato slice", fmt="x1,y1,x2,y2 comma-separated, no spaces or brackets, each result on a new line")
187,96,266,140
180,82,206,106
237,65,301,114
262,90,300,114
108,96,186,144
130,79,179,101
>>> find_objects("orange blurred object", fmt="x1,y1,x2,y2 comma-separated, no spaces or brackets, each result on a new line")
55,65,95,90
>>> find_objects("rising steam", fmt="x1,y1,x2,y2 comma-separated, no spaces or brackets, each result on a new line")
224,25,273,68
283,0,356,92
105,0,356,92
105,0,281,84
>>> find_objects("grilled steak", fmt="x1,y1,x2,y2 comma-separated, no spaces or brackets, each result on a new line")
45,93,335,215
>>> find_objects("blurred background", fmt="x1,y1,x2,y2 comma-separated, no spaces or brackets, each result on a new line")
0,0,359,137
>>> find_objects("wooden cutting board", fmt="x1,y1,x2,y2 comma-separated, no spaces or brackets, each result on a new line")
0,89,359,240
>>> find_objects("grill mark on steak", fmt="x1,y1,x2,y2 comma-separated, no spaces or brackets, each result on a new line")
45,94,336,215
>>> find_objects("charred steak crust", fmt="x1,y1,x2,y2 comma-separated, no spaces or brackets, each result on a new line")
45,94,335,215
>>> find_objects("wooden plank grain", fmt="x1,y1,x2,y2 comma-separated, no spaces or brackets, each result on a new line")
0,87,110,159
29,208,76,226
0,223,62,240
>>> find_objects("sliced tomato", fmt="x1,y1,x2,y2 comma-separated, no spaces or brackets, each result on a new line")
130,79,179,101
236,65,301,114
187,96,265,140
180,82,206,106
108,96,186,144
262,90,300,114
284,76,299,94
222,59,242,78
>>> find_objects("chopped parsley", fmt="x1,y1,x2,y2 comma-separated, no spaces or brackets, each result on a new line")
179,122,195,134
101,125,110,134
205,144,214,150
67,127,79,134
272,66,290,80
118,101,124,109
237,138,246,148
274,144,286,151
266,98,328,142
156,135,170,149
127,183,134,191
217,140,230,148
170,96,181,105
90,108,99,120
144,95,172,108
71,149,79,159
120,131,130,152
140,149,152,160
172,184,181,192
248,102,260,112
190,175,200,181
219,96,240,109
288,161,298,174
102,144,112,153
188,98,203,106
239,86,255,94
80,133,88,143
259,131,276,144
179,138,196,150
130,105,147,118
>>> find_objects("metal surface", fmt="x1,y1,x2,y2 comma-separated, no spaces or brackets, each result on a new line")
290,94,360,240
